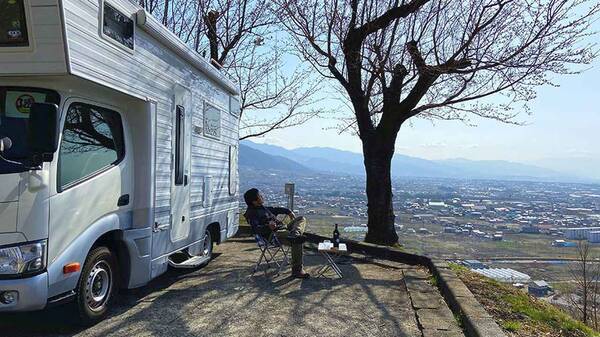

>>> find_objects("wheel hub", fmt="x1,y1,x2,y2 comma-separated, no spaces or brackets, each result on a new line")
85,261,112,312
203,231,212,257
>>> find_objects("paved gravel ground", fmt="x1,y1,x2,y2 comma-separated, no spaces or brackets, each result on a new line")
0,237,464,337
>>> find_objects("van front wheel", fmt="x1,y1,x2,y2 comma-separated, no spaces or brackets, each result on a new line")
75,246,117,325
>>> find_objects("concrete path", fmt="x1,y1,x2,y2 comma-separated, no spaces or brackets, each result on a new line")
0,237,464,337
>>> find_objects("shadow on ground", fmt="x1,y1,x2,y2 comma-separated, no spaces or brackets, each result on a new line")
0,237,453,337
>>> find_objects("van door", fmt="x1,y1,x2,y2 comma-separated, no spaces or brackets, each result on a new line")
169,87,191,242
48,99,130,295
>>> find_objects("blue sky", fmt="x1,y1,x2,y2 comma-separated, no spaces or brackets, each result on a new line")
254,60,600,158
250,17,600,179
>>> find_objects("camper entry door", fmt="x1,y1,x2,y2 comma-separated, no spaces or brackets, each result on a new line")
170,87,192,243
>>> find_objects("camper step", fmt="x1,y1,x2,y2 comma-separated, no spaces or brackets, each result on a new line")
168,254,210,269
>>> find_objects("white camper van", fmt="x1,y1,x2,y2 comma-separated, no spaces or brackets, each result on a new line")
0,0,240,323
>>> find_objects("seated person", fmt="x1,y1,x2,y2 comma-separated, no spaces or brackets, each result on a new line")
243,188,309,279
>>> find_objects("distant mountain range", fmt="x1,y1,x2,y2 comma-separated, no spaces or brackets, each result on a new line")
240,140,596,183
239,144,312,173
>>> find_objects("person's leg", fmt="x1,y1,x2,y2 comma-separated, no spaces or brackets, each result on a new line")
290,243,303,272
287,216,306,238
287,217,309,277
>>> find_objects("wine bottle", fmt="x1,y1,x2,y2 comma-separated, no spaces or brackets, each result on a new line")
333,223,340,248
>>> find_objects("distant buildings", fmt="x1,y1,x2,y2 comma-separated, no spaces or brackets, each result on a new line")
428,201,447,209
590,231,600,243
444,227,457,234
412,214,435,222
565,227,600,240
463,259,487,269
457,260,534,288
529,280,552,297
552,240,577,247
521,225,541,234
472,230,486,237
472,268,531,284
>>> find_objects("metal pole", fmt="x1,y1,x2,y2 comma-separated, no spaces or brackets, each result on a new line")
285,183,295,211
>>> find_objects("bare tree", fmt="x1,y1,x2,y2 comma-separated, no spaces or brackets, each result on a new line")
592,274,600,330
62,105,121,153
568,240,600,326
136,0,323,140
276,0,599,244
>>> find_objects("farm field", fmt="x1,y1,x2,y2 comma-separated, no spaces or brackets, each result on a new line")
294,208,600,288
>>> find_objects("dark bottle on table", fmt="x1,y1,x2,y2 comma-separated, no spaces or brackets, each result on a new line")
333,223,340,248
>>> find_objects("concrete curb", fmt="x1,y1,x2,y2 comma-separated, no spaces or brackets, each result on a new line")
236,225,506,337
430,261,507,337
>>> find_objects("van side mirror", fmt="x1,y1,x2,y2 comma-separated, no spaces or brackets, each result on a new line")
28,103,60,163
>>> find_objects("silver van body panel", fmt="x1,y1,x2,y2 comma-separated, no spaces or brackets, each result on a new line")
0,233,28,246
0,272,48,312
0,174,20,203
119,227,152,289
59,0,240,250
0,0,68,75
47,212,132,298
0,0,240,312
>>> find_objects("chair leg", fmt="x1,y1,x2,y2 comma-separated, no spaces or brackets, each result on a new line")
269,246,284,274
252,247,268,275
265,246,277,265
276,253,289,275
251,236,293,277
273,247,286,274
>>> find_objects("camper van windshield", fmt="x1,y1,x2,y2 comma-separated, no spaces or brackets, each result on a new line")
0,0,29,47
0,87,60,174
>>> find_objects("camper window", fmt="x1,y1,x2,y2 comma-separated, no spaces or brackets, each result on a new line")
203,103,221,140
229,97,240,117
58,103,125,190
102,1,134,50
0,0,30,47
174,105,185,185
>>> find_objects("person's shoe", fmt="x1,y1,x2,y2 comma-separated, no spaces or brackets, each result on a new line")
292,269,310,279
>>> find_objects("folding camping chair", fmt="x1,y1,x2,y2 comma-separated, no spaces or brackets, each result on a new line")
249,223,290,276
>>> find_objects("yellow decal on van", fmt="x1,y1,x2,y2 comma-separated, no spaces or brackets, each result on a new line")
15,94,35,114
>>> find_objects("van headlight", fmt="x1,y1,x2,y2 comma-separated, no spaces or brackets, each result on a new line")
0,240,47,276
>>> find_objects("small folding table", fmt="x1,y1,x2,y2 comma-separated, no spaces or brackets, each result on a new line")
316,242,348,278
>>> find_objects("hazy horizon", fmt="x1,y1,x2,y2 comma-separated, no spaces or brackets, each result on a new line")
241,139,600,183
247,53,600,181
239,12,600,180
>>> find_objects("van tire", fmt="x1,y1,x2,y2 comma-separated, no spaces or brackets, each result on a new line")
200,229,213,267
74,246,118,325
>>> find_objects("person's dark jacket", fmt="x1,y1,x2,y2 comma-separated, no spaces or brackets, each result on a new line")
244,205,291,237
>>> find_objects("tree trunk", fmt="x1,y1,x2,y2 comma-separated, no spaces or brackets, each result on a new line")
363,134,399,245
205,11,220,63
162,0,169,26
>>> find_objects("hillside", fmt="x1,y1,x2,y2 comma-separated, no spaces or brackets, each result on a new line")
240,140,589,182
239,144,312,173
450,264,598,337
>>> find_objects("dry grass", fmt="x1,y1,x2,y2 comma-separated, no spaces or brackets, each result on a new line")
449,264,599,337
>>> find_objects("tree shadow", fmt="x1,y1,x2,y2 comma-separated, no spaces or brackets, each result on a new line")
0,239,421,337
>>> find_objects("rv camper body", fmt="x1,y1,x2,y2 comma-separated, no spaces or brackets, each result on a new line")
0,0,240,321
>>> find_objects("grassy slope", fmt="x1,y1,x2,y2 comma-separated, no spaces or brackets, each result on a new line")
449,264,599,337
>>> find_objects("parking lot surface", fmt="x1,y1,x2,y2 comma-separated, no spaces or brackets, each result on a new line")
0,236,464,337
